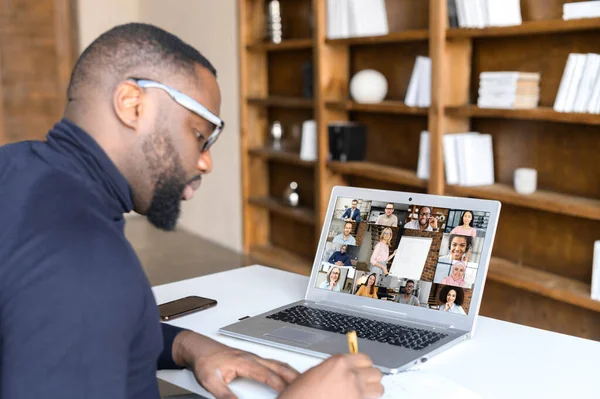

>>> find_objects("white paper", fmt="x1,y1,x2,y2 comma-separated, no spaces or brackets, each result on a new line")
382,370,481,399
389,236,432,280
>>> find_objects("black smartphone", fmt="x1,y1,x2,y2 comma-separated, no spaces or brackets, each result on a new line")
158,295,217,321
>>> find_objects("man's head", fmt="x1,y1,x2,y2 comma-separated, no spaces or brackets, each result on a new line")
385,203,394,216
65,23,222,231
351,199,358,209
405,280,415,295
343,222,353,237
340,245,347,254
418,206,432,227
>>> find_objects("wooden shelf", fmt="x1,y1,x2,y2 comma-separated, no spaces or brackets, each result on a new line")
326,29,429,46
326,100,429,115
328,161,427,189
248,147,315,167
247,96,313,109
447,183,600,221
246,38,313,52
248,196,316,225
488,257,600,313
249,244,313,276
446,105,600,125
448,17,600,38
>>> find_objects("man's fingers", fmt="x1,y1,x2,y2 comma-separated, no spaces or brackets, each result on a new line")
255,357,300,384
199,370,238,399
237,358,288,393
347,352,374,368
356,367,385,399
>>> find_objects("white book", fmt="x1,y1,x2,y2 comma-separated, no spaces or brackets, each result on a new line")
417,57,432,107
405,57,424,107
486,0,521,26
455,0,466,27
478,0,489,27
587,69,600,113
416,131,430,179
564,1,600,20
592,240,600,301
456,133,495,186
473,0,486,28
563,54,587,113
574,54,600,113
348,0,388,37
554,53,578,112
443,135,460,185
327,0,339,39
462,0,476,28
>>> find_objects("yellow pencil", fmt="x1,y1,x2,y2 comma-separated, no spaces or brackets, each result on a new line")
347,330,358,354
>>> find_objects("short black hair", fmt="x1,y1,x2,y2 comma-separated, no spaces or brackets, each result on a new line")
67,23,217,101
439,285,465,306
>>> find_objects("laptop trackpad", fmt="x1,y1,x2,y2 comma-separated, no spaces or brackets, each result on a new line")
264,327,328,347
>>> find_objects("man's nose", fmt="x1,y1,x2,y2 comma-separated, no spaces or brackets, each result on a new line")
198,149,213,173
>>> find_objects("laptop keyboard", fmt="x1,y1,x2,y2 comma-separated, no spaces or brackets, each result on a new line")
266,305,448,351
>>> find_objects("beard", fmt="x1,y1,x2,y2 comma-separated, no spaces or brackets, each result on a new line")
142,128,198,231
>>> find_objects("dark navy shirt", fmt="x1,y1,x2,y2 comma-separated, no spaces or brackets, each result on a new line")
0,119,184,398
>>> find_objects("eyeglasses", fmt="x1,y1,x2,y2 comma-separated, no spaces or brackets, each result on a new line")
131,78,225,153
385,207,394,210
419,212,431,217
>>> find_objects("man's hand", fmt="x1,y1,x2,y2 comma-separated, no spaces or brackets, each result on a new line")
193,348,299,399
172,330,299,399
335,261,344,266
279,353,384,399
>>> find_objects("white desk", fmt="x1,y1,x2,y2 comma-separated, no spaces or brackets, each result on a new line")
154,265,598,399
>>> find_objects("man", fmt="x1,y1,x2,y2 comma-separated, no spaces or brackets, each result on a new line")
333,222,357,246
341,199,361,223
0,24,383,399
404,206,438,232
397,280,420,307
375,203,398,227
328,245,352,266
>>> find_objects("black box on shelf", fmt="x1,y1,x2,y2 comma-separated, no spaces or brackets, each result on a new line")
328,122,367,162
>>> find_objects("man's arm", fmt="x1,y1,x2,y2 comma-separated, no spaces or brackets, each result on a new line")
158,323,187,369
355,210,361,223
1,227,144,398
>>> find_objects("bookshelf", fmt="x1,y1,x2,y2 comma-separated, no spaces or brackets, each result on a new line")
239,0,600,341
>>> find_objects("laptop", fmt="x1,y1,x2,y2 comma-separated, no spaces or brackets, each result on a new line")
220,186,501,374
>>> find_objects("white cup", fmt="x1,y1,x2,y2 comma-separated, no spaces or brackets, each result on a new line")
514,168,537,195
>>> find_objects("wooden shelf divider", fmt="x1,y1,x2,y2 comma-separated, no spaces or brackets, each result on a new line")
248,196,316,225
247,96,314,109
488,257,600,313
447,105,600,125
325,29,429,46
249,245,313,276
246,38,313,52
448,17,600,38
447,183,600,221
248,147,315,168
328,161,427,189
326,100,429,115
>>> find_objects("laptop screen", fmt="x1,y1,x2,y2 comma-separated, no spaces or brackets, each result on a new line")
315,197,492,316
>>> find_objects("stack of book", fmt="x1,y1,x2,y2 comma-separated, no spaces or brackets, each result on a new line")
554,53,600,114
417,131,495,187
563,1,600,20
448,0,522,28
477,72,541,109
405,56,431,107
327,0,388,39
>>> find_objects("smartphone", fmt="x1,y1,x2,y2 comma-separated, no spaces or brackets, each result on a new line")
158,295,217,321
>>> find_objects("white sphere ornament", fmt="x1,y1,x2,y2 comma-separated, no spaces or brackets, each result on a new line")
350,69,388,103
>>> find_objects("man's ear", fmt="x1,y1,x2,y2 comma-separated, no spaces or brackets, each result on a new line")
112,80,144,129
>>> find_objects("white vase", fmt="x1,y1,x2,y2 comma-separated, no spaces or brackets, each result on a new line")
350,69,388,104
